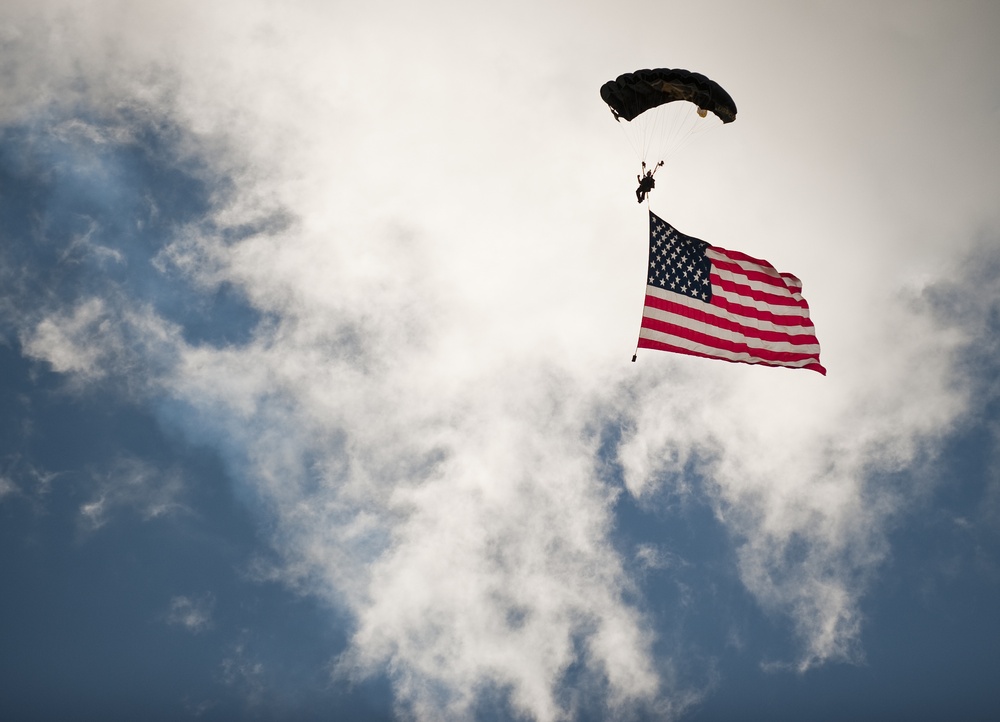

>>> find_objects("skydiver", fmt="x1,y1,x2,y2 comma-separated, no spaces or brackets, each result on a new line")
635,160,664,203
635,171,654,203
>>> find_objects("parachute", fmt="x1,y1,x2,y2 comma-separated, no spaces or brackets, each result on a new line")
600,68,737,124
600,68,737,171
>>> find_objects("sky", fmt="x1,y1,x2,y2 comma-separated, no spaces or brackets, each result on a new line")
1,1,999,720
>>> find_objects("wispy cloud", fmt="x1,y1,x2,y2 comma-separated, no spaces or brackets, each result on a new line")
0,455,62,507
79,456,188,532
166,593,215,634
0,474,19,502
220,640,267,710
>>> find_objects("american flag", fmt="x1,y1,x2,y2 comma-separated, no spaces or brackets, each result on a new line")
636,212,826,374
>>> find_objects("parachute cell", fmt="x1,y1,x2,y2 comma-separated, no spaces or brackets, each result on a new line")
600,68,737,124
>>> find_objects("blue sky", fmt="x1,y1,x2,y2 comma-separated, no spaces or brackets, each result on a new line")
2,1,999,720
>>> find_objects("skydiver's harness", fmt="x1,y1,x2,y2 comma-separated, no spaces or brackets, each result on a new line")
636,160,664,202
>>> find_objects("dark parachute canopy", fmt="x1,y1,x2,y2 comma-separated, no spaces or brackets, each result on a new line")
600,68,737,124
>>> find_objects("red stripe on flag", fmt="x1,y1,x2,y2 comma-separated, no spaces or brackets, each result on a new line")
641,294,821,347
643,288,813,329
637,336,827,374
711,273,809,310
639,314,822,366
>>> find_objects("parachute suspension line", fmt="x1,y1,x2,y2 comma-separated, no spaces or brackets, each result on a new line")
665,107,718,169
617,116,644,164
628,82,652,165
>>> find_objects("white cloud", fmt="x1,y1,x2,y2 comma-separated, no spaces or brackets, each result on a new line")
79,456,189,531
616,276,975,668
0,474,19,501
166,593,215,634
23,299,112,382
336,377,660,720
0,460,62,504
164,336,668,718
23,296,183,396
220,640,267,710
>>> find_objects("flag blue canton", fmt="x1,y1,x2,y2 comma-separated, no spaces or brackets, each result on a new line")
648,215,713,303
